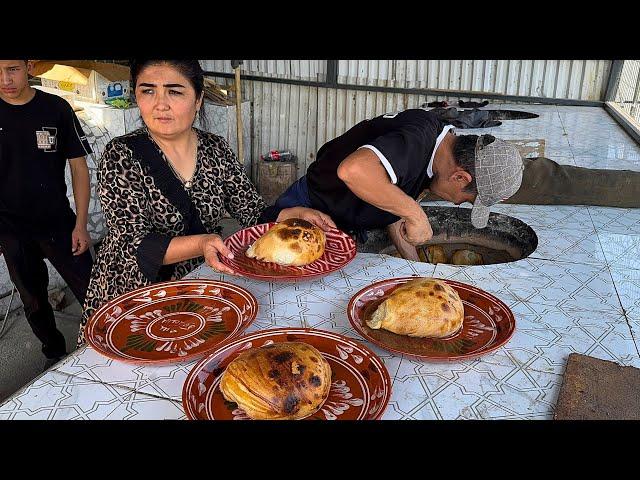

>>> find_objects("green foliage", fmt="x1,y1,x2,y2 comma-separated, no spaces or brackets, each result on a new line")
106,98,132,109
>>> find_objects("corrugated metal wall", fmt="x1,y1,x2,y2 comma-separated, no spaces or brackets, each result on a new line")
208,77,445,179
204,60,611,179
204,60,610,99
201,60,326,81
337,60,610,100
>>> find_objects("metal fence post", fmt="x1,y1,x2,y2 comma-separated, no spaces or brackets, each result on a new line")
605,60,624,102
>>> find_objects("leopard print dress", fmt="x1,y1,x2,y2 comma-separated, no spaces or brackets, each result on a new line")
78,127,268,346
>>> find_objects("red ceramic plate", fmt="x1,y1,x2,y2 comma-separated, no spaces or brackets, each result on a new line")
220,223,356,281
182,328,391,420
347,277,516,361
85,279,258,365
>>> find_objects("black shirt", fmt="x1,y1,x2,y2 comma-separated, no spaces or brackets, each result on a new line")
306,108,445,232
0,89,92,236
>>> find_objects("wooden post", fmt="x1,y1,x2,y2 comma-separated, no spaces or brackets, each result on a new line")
234,65,244,165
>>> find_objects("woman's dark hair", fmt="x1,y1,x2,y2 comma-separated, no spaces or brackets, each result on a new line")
129,59,208,130
451,134,496,194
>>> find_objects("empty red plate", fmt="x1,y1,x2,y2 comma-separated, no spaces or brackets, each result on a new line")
85,279,258,364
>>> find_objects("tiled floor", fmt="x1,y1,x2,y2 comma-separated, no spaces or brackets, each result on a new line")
2,104,640,419
380,103,640,419
0,370,185,420
453,102,640,360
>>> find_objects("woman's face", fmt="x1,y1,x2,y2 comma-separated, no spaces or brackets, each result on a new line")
135,63,202,138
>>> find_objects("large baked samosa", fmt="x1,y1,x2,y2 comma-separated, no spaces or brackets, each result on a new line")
367,278,464,338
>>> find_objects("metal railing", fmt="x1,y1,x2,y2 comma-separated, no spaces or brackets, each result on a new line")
612,60,640,122
605,60,640,145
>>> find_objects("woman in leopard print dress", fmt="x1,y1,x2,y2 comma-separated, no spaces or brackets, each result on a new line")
78,60,335,346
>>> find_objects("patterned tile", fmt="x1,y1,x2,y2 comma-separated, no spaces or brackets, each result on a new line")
609,267,640,317
528,226,607,266
257,291,339,330
569,138,638,154
500,302,640,371
304,310,358,339
557,105,608,112
572,143,640,162
572,155,640,171
246,308,306,331
54,346,198,402
545,146,575,158
589,206,640,235
0,370,185,420
490,204,594,231
558,110,619,127
627,313,640,356
559,111,627,130
493,125,566,139
494,130,572,157
387,356,561,420
433,263,530,310
383,299,639,420
597,232,640,270
303,253,437,292
3,239,633,419
566,124,634,141
545,137,574,154
435,258,623,314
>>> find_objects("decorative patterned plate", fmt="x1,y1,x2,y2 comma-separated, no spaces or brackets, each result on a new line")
182,328,391,420
347,277,516,361
220,223,356,281
85,279,258,365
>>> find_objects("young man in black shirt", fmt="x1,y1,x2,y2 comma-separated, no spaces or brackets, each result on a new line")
0,60,94,363
273,108,524,260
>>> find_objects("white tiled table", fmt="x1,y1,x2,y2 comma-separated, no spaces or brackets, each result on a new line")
2,245,638,420
2,104,640,419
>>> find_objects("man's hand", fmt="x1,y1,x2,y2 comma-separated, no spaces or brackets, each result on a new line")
387,220,420,261
277,207,337,232
199,234,236,275
401,209,433,246
68,157,91,255
71,225,91,256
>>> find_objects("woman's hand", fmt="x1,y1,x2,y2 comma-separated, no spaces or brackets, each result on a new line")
199,234,236,275
277,207,337,232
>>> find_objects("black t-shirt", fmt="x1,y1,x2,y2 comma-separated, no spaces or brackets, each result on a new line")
0,89,92,236
306,108,445,231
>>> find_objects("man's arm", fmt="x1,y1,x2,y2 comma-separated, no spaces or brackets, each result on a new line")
337,148,432,245
68,156,91,255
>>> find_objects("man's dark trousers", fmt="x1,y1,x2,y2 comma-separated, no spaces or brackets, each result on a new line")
504,157,640,207
421,157,640,208
0,230,93,358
